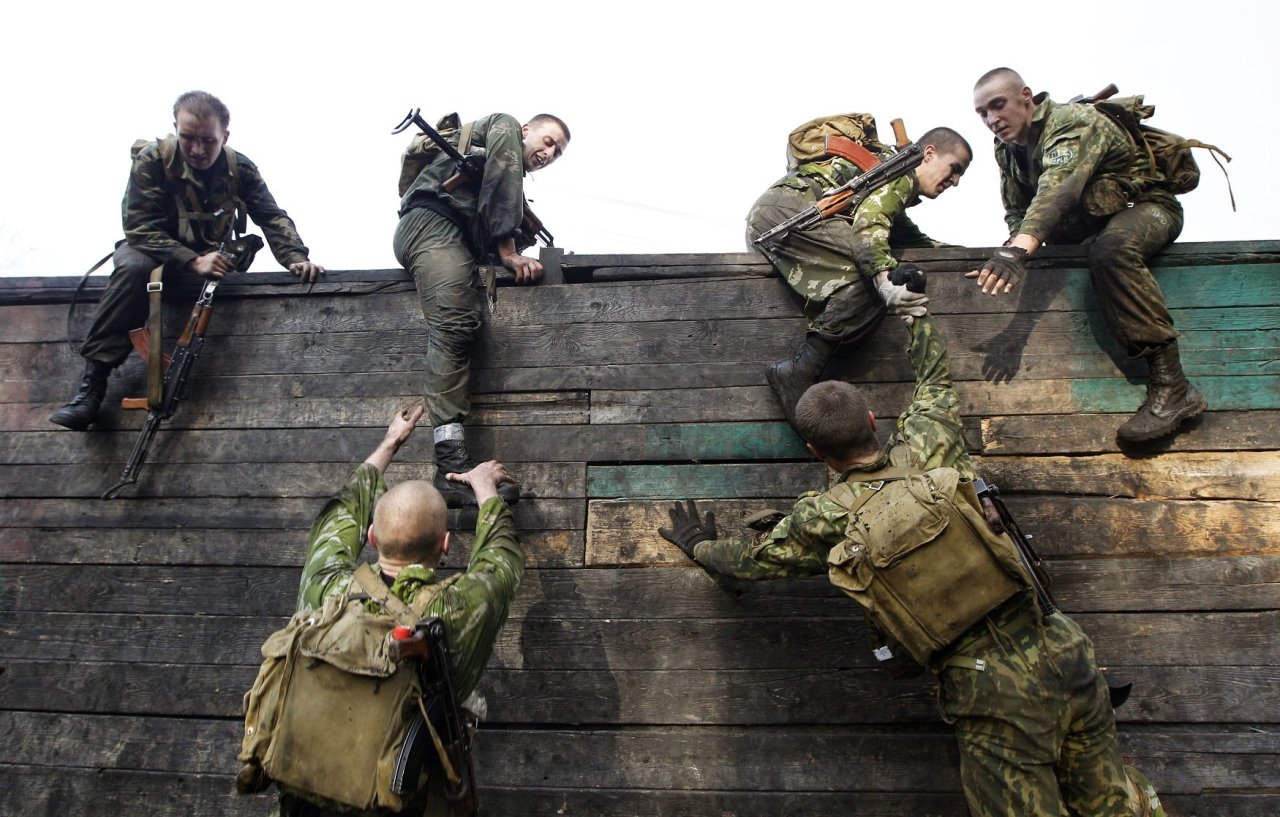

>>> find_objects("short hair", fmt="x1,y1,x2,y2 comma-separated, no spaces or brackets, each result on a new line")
974,67,1027,92
371,480,448,564
916,126,972,162
794,380,878,460
173,90,231,129
528,113,571,142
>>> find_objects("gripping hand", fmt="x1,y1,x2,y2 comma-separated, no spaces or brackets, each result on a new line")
876,266,929,325
658,499,718,560
977,246,1028,294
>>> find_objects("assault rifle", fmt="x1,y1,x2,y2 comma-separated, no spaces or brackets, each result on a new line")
101,235,264,500
392,108,554,248
972,479,1057,617
390,617,478,816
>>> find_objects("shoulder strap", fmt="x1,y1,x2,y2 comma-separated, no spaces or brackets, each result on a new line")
222,146,248,236
458,121,475,156
826,465,921,515
350,564,463,626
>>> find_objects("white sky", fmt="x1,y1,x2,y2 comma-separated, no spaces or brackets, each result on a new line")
1,1,1274,277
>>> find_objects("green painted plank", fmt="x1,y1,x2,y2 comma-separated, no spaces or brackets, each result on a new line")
587,463,827,499
1070,375,1280,413
637,421,810,461
987,265,1279,312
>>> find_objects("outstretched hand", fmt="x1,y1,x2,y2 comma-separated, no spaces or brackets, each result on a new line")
966,246,1028,295
658,499,718,560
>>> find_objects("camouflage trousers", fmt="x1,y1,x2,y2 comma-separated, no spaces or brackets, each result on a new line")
1079,199,1185,357
936,597,1163,817
747,185,885,345
393,207,485,428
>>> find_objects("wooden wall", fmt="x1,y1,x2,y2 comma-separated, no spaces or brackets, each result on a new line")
2,241,1278,816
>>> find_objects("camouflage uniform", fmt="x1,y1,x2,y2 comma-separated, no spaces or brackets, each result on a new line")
693,316,1162,817
393,113,529,428
80,137,312,367
285,463,525,817
996,94,1183,356
747,156,948,343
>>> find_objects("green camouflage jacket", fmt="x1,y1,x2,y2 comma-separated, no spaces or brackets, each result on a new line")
995,93,1178,242
399,112,527,254
693,316,973,579
124,137,310,272
297,464,525,698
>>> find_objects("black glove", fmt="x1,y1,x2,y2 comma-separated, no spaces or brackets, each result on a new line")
658,499,718,559
981,246,1028,290
888,263,926,294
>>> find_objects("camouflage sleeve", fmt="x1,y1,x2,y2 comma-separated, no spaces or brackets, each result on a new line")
235,154,311,268
888,212,954,249
121,145,199,270
1016,114,1108,241
692,493,846,580
434,497,525,697
894,316,974,477
998,148,1032,237
296,463,386,611
474,113,526,243
848,174,915,273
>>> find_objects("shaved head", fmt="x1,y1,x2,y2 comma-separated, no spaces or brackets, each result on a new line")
975,67,1027,93
371,480,448,565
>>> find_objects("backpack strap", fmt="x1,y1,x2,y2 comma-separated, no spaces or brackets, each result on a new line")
350,563,463,626
826,465,920,515
223,146,248,236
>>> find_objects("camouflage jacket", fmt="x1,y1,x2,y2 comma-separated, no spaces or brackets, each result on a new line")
297,464,525,698
124,137,310,272
399,113,527,254
783,155,950,273
996,93,1178,242
693,316,973,579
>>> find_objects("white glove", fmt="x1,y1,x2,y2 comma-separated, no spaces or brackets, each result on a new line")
876,271,929,325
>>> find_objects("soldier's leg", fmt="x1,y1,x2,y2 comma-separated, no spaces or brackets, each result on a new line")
50,244,160,429
748,190,884,425
393,208,516,506
1043,614,1144,816
1088,202,1206,443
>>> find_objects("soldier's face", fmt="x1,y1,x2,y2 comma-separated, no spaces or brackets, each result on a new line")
915,147,970,199
974,80,1035,146
521,121,568,173
175,110,229,171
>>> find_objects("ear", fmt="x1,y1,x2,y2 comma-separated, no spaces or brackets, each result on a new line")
520,123,530,140
367,525,380,552
439,531,451,557
922,143,937,162
805,441,830,464
222,129,230,145
868,410,877,432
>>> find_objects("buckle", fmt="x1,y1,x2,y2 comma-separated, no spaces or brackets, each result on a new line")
146,281,163,293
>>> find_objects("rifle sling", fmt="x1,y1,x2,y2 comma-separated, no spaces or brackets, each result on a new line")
146,265,164,409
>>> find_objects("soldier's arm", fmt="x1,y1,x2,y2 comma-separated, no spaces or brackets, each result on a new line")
296,463,386,611
473,113,528,244
437,497,525,697
848,175,915,274
236,155,312,269
1015,115,1110,242
692,495,846,580
895,316,974,477
121,146,199,271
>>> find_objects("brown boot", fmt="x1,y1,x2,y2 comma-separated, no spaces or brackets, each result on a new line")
766,333,835,427
1117,341,1208,443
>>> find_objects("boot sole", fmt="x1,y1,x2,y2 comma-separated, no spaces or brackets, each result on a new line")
1116,393,1209,443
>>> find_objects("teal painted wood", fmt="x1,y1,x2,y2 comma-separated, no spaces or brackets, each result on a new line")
587,463,827,499
1069,375,1280,413
639,421,809,461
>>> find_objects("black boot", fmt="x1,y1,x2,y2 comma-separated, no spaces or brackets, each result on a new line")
434,436,521,508
766,333,836,427
49,359,113,430
1117,341,1208,443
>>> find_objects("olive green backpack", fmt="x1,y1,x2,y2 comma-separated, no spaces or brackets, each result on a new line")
236,565,461,812
785,112,892,171
825,466,1033,667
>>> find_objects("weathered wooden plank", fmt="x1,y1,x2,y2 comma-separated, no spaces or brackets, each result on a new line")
0,496,583,533
6,656,1273,726
583,454,1280,503
980,410,1280,454
0,460,585,500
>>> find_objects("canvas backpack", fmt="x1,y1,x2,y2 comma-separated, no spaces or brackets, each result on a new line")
398,112,477,197
1090,95,1234,206
131,135,248,244
236,565,462,812
785,112,892,171
825,466,1033,667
